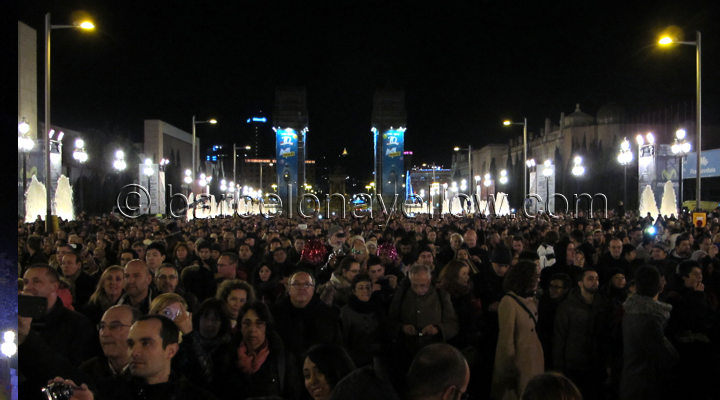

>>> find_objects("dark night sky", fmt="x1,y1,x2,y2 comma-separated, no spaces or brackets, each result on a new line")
18,0,720,180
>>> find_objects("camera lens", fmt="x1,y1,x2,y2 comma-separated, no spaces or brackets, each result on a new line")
42,382,74,400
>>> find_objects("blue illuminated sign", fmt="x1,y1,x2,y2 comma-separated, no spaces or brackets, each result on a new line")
247,117,267,123
275,128,299,200
381,128,405,199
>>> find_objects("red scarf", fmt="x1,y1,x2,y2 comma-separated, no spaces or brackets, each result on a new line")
237,340,269,374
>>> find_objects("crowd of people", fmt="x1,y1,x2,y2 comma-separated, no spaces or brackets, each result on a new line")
17,208,720,399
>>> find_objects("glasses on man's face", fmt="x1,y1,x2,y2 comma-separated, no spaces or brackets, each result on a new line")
290,282,314,289
350,249,363,254
97,321,131,331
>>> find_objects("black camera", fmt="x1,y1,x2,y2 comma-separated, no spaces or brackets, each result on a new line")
42,382,74,400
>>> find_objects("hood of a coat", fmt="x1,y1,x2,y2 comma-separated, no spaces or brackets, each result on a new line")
623,294,672,322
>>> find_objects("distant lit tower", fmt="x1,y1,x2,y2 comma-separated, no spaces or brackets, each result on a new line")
372,89,407,202
246,111,267,158
273,87,308,202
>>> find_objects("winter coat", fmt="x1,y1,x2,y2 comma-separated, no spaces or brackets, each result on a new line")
220,330,301,400
491,292,544,400
272,295,343,363
553,289,612,373
620,294,678,400
387,280,459,348
340,295,388,367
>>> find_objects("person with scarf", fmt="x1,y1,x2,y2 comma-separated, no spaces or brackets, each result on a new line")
220,301,301,399
340,274,388,367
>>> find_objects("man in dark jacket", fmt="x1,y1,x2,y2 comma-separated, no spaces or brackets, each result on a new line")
79,305,140,397
272,271,343,368
537,272,571,370
596,238,630,286
553,268,612,400
620,266,678,400
665,260,714,399
70,315,217,399
60,252,99,309
19,264,98,399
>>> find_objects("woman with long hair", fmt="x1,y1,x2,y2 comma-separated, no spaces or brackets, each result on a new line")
492,260,544,400
302,344,356,400
80,265,125,324
438,260,481,352
216,279,256,332
221,301,302,399
250,263,285,305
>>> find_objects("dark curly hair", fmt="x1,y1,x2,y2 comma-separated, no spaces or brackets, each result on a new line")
503,260,539,297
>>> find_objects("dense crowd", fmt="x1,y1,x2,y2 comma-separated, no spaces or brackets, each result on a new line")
17,209,720,400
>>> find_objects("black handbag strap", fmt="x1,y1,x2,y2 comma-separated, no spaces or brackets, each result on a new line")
504,293,538,326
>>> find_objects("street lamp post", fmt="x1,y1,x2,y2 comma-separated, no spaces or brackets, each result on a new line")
44,12,94,231
232,144,251,185
191,116,217,178
453,146,472,196
571,155,585,195
617,138,633,208
542,160,553,212
73,138,88,212
659,31,702,210
503,118,528,202
671,129,691,208
18,119,34,217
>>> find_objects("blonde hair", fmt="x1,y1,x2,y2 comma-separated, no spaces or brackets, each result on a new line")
149,293,188,315
88,265,124,310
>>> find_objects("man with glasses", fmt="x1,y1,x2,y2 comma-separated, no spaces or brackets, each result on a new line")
155,264,198,312
272,270,342,371
388,264,458,373
80,305,140,394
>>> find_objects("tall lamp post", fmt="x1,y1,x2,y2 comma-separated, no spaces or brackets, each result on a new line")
232,144,251,185
73,138,88,212
18,119,34,216
113,150,127,172
571,156,585,195
191,116,217,177
659,31,701,210
44,13,94,231
617,138,633,208
503,118,528,201
453,146,472,196
542,160,553,212
671,129,691,208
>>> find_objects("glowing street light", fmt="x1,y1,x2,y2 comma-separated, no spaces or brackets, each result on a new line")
503,117,528,200
453,145,473,195
658,28,702,209
671,128,692,207
72,138,88,163
1,331,17,358
113,149,126,171
18,118,34,214
143,158,153,177
183,169,192,184
192,116,218,176
571,156,585,177
617,138,634,207
44,12,96,231
499,169,509,185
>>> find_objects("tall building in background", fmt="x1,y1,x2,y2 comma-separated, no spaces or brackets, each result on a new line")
273,87,308,203
372,89,407,202
246,112,268,158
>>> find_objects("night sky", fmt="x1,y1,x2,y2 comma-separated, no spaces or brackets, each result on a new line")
18,0,720,180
